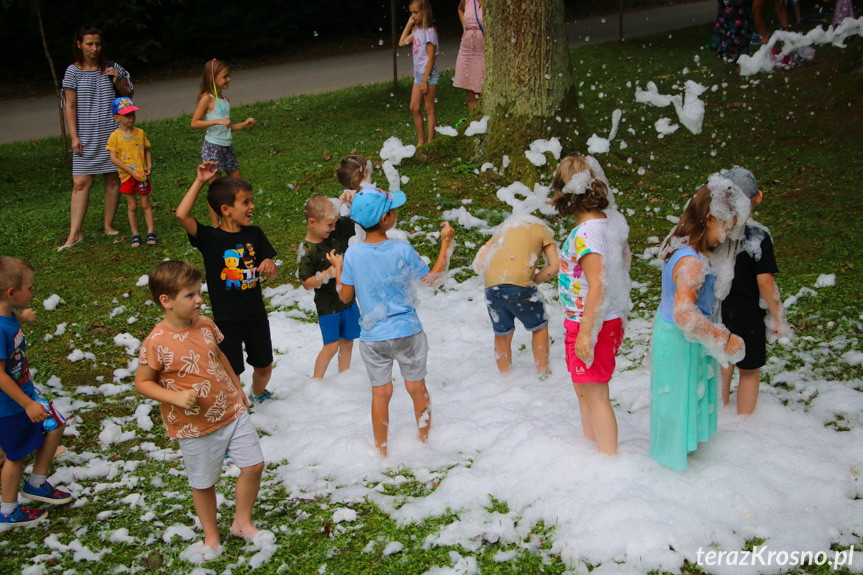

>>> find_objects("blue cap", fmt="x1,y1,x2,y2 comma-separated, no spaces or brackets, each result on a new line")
350,187,406,228
111,97,139,116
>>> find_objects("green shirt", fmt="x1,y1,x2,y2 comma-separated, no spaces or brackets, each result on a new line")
298,216,356,316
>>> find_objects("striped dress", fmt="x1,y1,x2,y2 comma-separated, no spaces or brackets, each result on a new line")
62,63,131,175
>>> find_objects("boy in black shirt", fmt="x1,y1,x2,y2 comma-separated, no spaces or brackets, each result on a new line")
176,162,278,402
719,167,787,415
298,195,360,379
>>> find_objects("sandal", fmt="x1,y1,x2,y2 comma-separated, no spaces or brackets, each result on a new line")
130,234,142,247
146,232,158,246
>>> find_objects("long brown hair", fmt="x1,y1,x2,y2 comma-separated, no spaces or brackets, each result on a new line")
661,185,714,261
72,25,107,71
410,0,435,30
198,59,229,100
551,156,610,216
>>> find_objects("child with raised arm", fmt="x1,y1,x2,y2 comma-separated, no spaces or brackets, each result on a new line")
0,257,71,527
298,193,360,379
135,261,264,560
399,0,439,146
176,163,278,403
551,156,632,455
472,215,559,378
326,188,454,457
106,97,155,247
650,178,750,470
718,167,788,415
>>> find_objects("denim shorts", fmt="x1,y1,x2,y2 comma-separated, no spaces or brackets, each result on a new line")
485,284,548,336
413,69,440,86
319,301,361,345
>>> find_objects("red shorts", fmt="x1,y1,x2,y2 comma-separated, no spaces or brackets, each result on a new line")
120,177,151,195
564,317,624,384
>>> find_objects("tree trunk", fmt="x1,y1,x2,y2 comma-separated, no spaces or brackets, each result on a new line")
474,0,586,181
34,0,67,157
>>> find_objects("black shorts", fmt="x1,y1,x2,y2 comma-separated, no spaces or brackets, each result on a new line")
216,320,274,375
721,302,766,370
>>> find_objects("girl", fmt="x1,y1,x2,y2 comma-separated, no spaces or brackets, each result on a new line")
191,59,256,227
399,0,439,146
336,154,374,244
552,156,631,456
650,178,749,470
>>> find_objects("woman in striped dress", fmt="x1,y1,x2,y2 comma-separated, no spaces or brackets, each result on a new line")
58,26,133,251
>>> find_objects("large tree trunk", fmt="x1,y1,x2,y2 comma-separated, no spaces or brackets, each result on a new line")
475,0,585,181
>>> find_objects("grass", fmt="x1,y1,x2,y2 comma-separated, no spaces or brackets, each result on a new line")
0,22,862,574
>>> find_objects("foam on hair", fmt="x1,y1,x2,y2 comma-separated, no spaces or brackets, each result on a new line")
305,194,336,221
551,155,610,215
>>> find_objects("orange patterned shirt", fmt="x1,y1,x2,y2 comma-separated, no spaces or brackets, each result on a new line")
139,316,246,439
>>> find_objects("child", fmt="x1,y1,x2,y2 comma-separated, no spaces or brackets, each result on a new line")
176,163,278,403
0,257,71,527
135,261,264,559
718,167,787,415
326,188,455,456
298,193,360,379
650,179,750,470
399,0,439,146
472,215,559,378
551,156,632,455
106,97,155,247
191,59,256,227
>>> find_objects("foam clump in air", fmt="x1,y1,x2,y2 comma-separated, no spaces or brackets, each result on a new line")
379,137,415,166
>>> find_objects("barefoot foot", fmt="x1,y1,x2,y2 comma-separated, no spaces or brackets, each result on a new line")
230,522,258,540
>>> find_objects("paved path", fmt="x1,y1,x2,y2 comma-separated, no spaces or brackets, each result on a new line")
0,1,715,145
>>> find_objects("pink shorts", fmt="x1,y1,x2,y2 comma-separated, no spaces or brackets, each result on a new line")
564,318,624,384
120,177,151,195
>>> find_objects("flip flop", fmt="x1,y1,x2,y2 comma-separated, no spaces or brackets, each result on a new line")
56,236,83,252
146,233,158,246
130,234,142,247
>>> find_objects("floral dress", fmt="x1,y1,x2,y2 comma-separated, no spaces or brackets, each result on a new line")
711,0,755,63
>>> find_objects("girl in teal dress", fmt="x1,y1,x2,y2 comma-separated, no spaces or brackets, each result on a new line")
650,183,749,470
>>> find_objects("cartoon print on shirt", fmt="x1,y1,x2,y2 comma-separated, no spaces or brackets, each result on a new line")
221,244,261,291
221,249,243,290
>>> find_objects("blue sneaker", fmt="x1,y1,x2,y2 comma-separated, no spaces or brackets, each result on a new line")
251,390,273,404
21,481,72,505
0,505,47,527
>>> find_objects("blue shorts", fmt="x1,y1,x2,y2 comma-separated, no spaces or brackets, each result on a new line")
0,411,45,462
319,301,361,345
413,69,440,86
485,284,548,336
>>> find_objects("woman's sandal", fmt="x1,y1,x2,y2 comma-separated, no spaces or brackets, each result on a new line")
130,234,142,247
146,233,158,246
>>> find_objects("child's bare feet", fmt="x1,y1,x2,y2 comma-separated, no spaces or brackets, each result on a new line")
230,521,258,540
53,446,67,459
180,541,223,564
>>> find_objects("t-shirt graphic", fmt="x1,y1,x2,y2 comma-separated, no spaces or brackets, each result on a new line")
0,313,36,417
221,243,261,291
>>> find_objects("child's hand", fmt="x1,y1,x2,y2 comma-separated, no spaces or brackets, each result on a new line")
725,333,744,356
221,119,232,128
339,190,355,205
172,389,198,410
18,308,37,323
196,162,219,182
325,250,343,269
144,165,152,176
440,221,454,242
25,400,48,423
243,118,256,128
134,170,147,182
420,81,429,95
574,331,592,365
258,258,277,278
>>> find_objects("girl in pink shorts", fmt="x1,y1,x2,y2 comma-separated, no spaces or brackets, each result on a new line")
551,156,632,455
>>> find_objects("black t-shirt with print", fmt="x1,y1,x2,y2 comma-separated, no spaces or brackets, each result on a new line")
189,220,277,323
297,216,356,316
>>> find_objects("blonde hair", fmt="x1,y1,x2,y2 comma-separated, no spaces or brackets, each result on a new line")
305,195,336,221
198,59,229,100
336,155,369,191
550,156,609,216
148,261,202,309
0,257,33,295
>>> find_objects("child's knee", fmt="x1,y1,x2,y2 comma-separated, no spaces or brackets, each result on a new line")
372,383,394,401
253,365,272,377
409,101,422,115
46,423,66,439
321,341,339,355
241,461,265,477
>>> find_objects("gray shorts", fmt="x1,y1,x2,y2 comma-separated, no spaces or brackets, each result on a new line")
359,331,428,387
177,411,264,489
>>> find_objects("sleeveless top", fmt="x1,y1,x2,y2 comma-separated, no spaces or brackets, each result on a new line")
204,95,232,146
658,246,715,323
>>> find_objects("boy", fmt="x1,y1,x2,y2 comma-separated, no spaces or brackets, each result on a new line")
0,257,71,527
106,97,155,247
135,261,264,557
719,167,787,415
472,215,559,378
176,163,278,402
327,188,454,457
298,195,361,379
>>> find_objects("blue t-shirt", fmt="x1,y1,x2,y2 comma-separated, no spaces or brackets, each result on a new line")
0,312,35,417
341,240,430,342
658,246,716,323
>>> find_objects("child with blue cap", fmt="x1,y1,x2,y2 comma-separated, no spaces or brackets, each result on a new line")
326,187,454,457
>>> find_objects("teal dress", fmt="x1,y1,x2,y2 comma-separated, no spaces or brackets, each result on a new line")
650,247,718,470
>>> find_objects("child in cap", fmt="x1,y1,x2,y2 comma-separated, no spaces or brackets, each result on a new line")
719,167,788,415
106,97,155,247
0,257,72,527
326,188,454,457
135,261,264,560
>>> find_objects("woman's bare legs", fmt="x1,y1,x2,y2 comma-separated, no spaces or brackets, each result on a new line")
59,174,94,249
103,172,120,235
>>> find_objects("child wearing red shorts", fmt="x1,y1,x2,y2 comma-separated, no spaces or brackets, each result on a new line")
551,156,631,455
107,97,155,247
